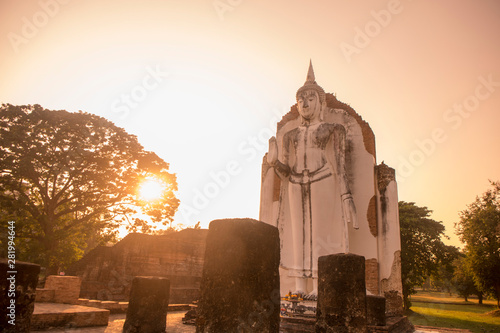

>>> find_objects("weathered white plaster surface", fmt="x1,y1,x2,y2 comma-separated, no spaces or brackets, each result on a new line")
259,63,403,307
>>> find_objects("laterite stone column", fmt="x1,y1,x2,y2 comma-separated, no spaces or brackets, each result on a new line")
122,276,170,333
315,253,367,333
366,295,386,327
0,259,40,333
196,218,280,333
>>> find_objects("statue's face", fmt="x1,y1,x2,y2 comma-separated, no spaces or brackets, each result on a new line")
297,90,321,121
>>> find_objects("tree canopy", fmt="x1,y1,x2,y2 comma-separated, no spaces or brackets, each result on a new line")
399,201,452,309
0,104,179,273
429,244,460,295
452,254,483,303
456,181,500,307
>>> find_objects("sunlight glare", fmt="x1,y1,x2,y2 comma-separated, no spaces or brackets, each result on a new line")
139,179,165,201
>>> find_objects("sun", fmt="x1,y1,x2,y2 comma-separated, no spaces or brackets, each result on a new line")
138,179,165,201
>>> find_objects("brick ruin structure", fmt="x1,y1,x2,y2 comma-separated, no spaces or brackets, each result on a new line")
67,228,207,304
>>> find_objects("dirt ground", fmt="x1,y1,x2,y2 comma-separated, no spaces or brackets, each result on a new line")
31,311,195,333
31,311,473,333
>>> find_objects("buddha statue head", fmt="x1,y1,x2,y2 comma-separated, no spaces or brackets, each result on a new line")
296,61,326,122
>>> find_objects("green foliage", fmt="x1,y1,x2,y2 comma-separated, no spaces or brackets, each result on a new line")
430,245,460,294
0,104,179,272
399,201,449,310
456,181,500,308
453,254,482,302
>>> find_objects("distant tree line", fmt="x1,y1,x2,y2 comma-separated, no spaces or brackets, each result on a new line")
400,181,500,309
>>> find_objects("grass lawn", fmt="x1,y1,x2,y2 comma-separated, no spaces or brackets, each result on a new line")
408,291,500,333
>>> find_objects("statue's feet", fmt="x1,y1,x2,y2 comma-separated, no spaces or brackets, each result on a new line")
292,290,305,297
294,278,307,298
304,290,318,301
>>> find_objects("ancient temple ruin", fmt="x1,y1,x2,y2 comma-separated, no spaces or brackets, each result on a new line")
259,62,403,315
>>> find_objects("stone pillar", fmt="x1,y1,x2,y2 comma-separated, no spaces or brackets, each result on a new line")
384,290,404,317
0,259,40,333
122,276,170,333
196,218,280,333
315,253,367,333
366,295,386,327
376,163,404,317
44,275,81,304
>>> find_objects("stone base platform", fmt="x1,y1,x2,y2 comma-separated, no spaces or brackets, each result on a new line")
31,303,194,330
280,315,315,333
31,303,110,330
76,298,192,313
369,316,415,333
279,315,414,333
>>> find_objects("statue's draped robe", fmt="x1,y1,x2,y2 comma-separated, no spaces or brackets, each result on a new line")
276,122,348,278
260,89,404,312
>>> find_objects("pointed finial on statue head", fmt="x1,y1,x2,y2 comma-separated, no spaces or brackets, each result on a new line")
296,59,325,103
305,59,316,84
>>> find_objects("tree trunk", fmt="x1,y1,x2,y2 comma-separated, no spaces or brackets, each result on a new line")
464,295,468,302
496,285,500,309
403,295,411,311
478,292,483,305
42,228,60,276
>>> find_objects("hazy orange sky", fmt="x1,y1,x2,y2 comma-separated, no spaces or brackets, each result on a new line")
1,0,499,247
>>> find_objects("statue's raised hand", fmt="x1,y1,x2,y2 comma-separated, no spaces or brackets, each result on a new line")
267,136,278,166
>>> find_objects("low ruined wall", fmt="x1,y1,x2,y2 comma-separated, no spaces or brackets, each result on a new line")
67,229,208,304
42,275,81,304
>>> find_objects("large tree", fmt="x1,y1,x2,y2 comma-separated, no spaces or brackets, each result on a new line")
0,104,179,273
430,244,460,295
453,254,483,303
456,181,500,308
399,201,449,310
